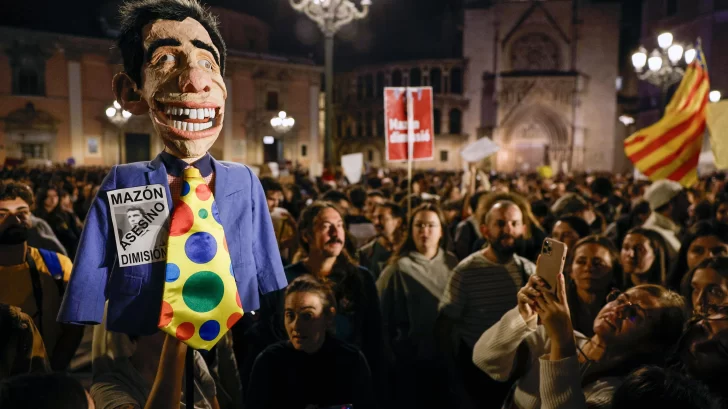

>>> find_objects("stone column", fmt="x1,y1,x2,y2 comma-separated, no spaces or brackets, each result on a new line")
309,84,321,177
67,60,84,165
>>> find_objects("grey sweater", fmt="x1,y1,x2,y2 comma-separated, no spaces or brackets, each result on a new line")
377,249,458,361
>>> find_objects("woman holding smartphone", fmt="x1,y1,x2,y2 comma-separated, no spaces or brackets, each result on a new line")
566,236,623,336
473,274,686,409
246,275,375,409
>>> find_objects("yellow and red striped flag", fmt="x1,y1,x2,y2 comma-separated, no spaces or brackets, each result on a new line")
624,44,709,187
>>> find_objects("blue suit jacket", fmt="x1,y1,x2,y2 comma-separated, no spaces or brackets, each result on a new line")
58,154,288,335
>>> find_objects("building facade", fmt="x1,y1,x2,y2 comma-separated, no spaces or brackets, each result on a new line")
0,7,323,174
334,59,470,171
463,0,622,173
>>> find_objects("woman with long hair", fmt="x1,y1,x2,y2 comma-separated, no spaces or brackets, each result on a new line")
474,274,686,409
621,227,669,287
566,236,623,337
34,186,82,260
667,221,728,291
550,215,591,277
377,203,458,408
247,275,375,409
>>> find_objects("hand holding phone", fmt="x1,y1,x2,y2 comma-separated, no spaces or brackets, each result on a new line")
536,238,568,293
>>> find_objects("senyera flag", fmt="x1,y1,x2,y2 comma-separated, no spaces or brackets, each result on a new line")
624,42,709,187
384,87,434,162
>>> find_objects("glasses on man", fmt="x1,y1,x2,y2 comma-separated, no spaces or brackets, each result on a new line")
606,289,646,323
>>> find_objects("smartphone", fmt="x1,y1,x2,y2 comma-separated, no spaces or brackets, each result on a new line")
536,238,568,293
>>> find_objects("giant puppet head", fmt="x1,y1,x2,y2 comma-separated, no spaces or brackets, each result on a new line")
113,0,227,159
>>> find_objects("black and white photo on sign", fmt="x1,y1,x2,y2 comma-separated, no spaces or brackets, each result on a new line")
107,185,170,267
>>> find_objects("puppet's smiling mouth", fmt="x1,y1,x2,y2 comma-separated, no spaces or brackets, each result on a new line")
155,102,221,132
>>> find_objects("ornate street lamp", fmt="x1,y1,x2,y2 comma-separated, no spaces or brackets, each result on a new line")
105,100,131,163
631,32,691,111
270,111,295,133
289,0,372,168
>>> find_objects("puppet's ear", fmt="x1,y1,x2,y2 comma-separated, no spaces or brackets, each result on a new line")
112,72,148,115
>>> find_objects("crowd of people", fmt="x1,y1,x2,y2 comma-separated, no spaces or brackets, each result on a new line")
1,163,728,409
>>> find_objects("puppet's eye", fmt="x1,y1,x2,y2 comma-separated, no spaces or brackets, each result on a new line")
198,59,212,70
159,54,176,64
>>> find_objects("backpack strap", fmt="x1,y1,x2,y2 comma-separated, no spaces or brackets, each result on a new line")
36,248,66,297
25,251,44,336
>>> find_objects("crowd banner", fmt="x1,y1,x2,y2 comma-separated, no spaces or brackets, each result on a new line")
460,137,500,163
384,87,435,162
341,153,364,184
624,41,709,187
707,100,728,170
384,86,434,215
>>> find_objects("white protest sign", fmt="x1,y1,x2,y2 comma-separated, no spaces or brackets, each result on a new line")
341,153,364,184
107,185,170,267
460,137,500,163
267,162,280,178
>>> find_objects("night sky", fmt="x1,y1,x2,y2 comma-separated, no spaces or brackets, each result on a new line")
1,0,640,71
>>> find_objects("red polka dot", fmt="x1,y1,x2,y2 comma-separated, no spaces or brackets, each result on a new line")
158,301,173,328
224,236,228,253
176,322,195,341
196,184,212,201
227,312,243,329
236,291,242,308
170,202,194,236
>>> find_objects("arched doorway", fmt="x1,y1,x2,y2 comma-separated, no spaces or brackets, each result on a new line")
499,104,569,172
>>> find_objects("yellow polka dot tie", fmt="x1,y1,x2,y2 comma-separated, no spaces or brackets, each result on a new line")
159,167,243,350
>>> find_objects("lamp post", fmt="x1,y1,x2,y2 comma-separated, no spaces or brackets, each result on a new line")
105,101,131,163
631,32,691,113
289,0,371,169
270,111,295,164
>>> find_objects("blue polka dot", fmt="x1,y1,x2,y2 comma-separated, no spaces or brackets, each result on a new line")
229,263,234,277
185,232,217,264
199,320,220,341
165,263,180,282
212,200,222,224
181,182,190,196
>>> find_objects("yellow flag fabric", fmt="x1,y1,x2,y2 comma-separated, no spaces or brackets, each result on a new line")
159,167,243,350
624,46,710,187
707,100,728,170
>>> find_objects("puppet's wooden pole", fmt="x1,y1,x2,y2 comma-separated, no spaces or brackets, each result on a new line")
186,347,194,408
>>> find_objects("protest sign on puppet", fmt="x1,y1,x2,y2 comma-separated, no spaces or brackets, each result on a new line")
384,87,434,162
107,185,170,267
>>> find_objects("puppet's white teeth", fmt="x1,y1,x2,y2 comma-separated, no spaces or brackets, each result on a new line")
210,109,215,118
197,108,204,118
190,109,198,119
184,108,190,116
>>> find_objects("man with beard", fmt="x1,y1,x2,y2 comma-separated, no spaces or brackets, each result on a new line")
240,201,384,402
283,202,383,378
437,200,535,409
359,201,405,279
0,182,83,371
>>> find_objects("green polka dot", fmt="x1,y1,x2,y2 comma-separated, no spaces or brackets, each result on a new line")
182,271,224,313
198,209,208,219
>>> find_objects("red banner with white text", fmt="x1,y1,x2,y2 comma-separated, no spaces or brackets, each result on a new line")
384,87,434,162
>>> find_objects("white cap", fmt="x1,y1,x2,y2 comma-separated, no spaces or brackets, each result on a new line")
643,179,683,210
